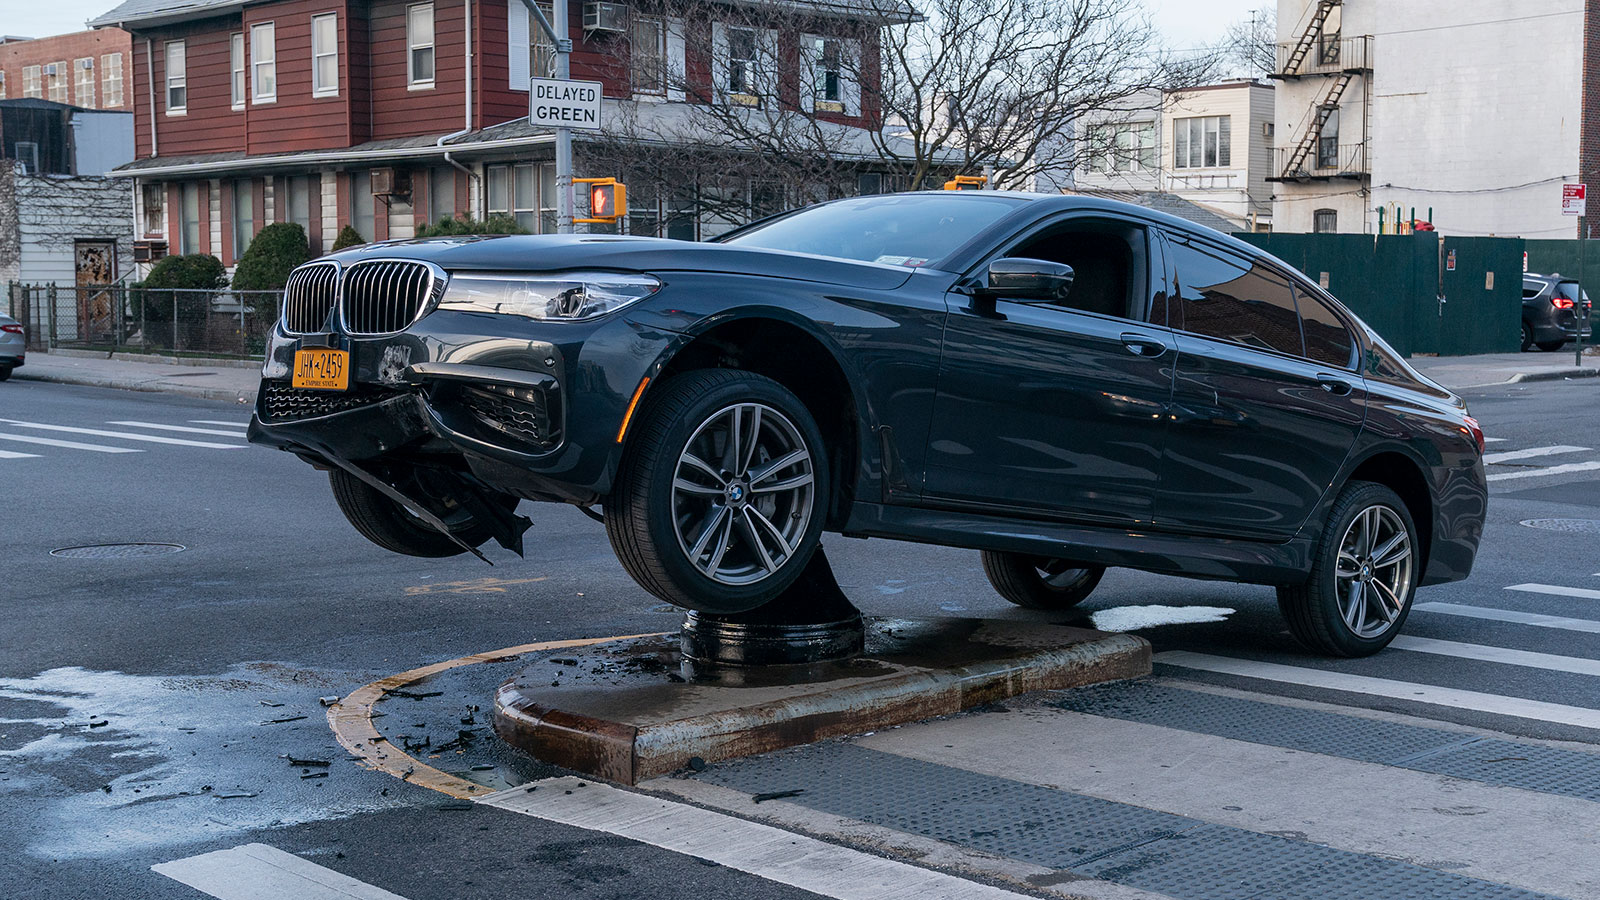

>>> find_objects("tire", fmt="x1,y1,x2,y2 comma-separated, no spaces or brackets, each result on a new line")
0,366,11,382
1537,340,1567,352
1277,481,1419,657
605,369,829,613
1520,321,1534,352
328,468,514,558
981,551,1105,609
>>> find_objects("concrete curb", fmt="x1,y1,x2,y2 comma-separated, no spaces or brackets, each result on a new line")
47,348,263,369
12,368,258,404
1506,368,1600,384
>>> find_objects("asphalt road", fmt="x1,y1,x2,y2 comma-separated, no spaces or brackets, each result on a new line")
2,377,1598,899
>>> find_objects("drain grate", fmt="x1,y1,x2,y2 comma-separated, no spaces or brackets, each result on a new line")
1519,518,1600,535
50,543,187,559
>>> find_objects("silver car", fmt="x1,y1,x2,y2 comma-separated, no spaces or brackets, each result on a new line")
0,312,24,381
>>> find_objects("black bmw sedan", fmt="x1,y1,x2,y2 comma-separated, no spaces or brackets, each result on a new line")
248,192,1487,657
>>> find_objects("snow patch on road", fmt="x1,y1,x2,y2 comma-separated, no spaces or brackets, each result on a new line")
1092,605,1235,632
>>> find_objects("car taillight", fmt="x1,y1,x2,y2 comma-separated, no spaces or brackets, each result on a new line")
1462,415,1485,455
1553,296,1576,309
0,324,23,334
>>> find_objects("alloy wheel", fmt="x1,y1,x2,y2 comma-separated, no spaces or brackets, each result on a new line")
670,402,817,586
1036,559,1094,589
1333,505,1414,639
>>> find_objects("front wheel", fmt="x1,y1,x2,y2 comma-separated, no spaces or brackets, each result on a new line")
606,370,829,613
328,468,517,557
1277,481,1418,657
981,551,1105,610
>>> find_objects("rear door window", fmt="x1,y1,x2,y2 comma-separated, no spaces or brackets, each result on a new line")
1171,240,1303,357
1295,287,1356,368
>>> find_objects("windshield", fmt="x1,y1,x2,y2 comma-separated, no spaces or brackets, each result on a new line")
720,194,1027,268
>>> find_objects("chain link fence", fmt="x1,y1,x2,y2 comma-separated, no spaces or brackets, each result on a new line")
4,282,281,359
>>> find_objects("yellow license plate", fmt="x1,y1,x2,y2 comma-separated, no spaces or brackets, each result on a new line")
291,348,350,391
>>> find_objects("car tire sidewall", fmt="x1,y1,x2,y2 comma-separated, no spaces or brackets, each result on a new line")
1520,321,1533,351
1300,482,1419,656
630,373,830,613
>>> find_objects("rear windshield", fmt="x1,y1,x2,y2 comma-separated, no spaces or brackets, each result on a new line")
719,194,1027,268
1556,282,1591,302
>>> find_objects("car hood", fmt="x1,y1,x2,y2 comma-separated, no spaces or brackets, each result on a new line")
328,234,918,291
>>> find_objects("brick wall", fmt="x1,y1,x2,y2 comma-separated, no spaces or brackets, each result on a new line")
0,30,135,109
1582,0,1600,238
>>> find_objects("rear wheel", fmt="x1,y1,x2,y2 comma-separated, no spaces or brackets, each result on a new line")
1537,339,1567,351
0,366,11,382
981,551,1105,610
1520,321,1534,351
1277,481,1418,657
328,468,516,557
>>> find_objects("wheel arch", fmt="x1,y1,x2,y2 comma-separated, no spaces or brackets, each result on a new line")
1343,448,1434,575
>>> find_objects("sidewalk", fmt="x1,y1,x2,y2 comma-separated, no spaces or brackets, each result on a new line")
1408,349,1600,389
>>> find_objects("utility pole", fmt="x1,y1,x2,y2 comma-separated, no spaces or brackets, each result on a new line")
524,0,574,233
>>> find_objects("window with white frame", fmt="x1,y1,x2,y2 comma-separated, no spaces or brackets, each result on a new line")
233,178,254,257
1173,115,1230,168
312,13,338,96
22,65,41,98
102,53,123,107
727,27,757,98
0,71,6,100
530,1,555,78
48,60,69,102
428,166,455,223
350,170,375,241
812,37,842,111
630,15,666,95
230,33,245,108
73,58,95,108
180,182,202,254
486,162,556,233
142,183,164,234
14,141,39,174
251,23,276,102
164,42,187,113
408,3,435,86
1316,107,1340,169
1089,122,1156,173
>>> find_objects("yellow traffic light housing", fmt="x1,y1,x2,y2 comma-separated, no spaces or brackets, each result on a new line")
575,177,627,223
943,175,987,191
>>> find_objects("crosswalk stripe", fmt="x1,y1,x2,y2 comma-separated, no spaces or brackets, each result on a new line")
0,432,144,453
1506,582,1600,600
0,449,40,459
482,776,1036,900
1155,650,1600,730
108,420,248,438
1487,461,1600,482
154,843,409,900
1483,437,1507,443
1483,444,1589,464
0,419,244,450
1389,635,1600,677
1415,601,1600,635
190,420,249,428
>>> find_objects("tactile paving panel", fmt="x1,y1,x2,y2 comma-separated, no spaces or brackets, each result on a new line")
1413,738,1600,802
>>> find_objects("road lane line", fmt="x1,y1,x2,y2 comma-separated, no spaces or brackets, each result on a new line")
1487,461,1600,482
1483,444,1590,464
0,432,143,453
1506,583,1600,600
1389,636,1600,677
1483,437,1507,443
1155,651,1600,730
108,420,249,438
154,843,409,900
1415,602,1600,635
0,419,244,449
0,449,39,459
482,776,1037,900
190,419,249,428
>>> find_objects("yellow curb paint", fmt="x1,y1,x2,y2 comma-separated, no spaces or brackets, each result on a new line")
327,633,668,799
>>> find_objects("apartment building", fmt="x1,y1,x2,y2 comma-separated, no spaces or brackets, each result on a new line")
1272,0,1584,237
0,30,134,111
89,0,902,268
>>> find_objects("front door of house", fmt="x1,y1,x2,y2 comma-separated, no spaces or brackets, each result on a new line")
75,240,117,343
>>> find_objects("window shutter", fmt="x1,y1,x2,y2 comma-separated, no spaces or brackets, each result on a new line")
711,22,728,103
1218,115,1231,167
666,19,686,101
799,34,819,113
508,0,530,91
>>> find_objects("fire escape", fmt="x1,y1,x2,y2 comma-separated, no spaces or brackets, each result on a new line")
1268,0,1372,183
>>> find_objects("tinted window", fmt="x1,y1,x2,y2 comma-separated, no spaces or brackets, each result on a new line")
1522,280,1543,299
1296,288,1355,368
1172,241,1302,356
1006,221,1147,321
720,194,1025,268
1365,332,1411,384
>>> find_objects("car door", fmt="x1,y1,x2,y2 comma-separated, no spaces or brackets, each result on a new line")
1155,231,1368,540
921,214,1175,526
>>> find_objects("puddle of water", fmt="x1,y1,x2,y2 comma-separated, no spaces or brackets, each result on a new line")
1090,605,1235,632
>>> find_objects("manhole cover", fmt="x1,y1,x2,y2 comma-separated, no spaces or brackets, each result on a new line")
50,543,188,559
1519,518,1600,535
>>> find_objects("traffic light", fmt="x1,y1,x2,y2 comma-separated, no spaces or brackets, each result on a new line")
943,175,987,191
575,177,627,223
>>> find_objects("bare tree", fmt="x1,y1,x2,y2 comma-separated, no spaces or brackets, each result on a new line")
1223,4,1277,79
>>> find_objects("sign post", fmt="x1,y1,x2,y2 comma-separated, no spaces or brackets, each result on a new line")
1564,183,1588,366
521,1,604,235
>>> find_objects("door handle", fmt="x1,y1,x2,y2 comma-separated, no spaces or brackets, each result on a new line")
1120,333,1167,357
1317,374,1354,395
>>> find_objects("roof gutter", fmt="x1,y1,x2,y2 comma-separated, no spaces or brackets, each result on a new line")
116,133,555,179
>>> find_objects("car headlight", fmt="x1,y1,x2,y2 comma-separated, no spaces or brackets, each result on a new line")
438,271,661,321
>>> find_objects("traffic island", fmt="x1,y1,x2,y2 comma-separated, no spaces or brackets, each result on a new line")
493,616,1150,785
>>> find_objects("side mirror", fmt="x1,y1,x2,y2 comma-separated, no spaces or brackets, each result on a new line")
986,257,1075,302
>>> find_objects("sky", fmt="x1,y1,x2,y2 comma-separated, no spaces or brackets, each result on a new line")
6,0,1269,46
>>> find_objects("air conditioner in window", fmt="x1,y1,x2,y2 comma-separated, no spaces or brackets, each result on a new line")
42,64,57,76
80,58,94,70
133,240,168,263
583,2,628,33
369,167,411,200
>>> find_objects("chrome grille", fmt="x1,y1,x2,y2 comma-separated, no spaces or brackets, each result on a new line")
341,260,438,336
282,262,339,334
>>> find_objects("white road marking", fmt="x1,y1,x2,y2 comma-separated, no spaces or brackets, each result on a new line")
0,419,244,449
1483,437,1507,443
1155,651,1600,730
153,844,411,900
1488,461,1600,482
190,419,249,428
1389,636,1600,677
481,776,1037,900
0,449,40,459
1506,583,1600,601
108,420,248,438
0,432,143,453
1483,445,1590,464
1415,602,1600,635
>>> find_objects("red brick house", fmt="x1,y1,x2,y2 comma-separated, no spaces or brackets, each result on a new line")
0,30,134,111
88,0,906,268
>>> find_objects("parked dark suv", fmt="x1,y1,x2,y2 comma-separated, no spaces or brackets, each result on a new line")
1521,273,1592,351
248,193,1487,657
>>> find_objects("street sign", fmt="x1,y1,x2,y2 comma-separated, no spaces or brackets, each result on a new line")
1562,182,1587,217
529,78,603,132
